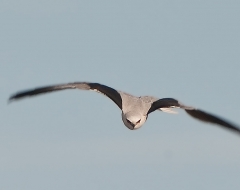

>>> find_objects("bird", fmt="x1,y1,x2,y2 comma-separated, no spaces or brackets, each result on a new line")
9,82,240,134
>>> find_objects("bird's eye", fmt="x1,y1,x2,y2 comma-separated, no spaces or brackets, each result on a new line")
136,119,141,124
126,119,131,124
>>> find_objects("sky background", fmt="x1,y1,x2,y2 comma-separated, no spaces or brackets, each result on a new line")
1,0,240,189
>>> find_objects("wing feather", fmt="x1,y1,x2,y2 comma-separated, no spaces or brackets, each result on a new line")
9,82,122,109
148,98,240,135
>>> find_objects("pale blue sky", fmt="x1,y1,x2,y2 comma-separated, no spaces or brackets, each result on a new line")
1,0,240,189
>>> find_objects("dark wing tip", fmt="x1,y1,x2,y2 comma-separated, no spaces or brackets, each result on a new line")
8,92,25,102
8,97,14,104
8,96,15,103
8,89,40,102
9,92,25,101
185,109,240,135
8,86,59,102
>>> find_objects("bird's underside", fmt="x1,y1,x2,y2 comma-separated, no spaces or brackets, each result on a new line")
9,82,240,135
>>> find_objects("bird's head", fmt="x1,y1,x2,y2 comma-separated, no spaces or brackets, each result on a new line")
122,111,147,130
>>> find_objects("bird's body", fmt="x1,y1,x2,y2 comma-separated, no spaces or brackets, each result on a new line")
9,82,240,135
120,94,152,129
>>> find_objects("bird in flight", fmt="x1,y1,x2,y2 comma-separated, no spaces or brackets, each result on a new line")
9,82,240,135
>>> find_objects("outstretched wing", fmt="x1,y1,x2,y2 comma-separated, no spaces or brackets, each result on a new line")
9,82,122,109
147,98,240,135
